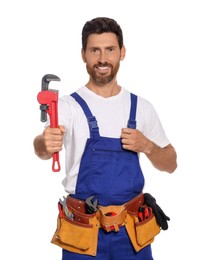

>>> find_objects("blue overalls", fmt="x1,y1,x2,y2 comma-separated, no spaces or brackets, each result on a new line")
62,92,153,260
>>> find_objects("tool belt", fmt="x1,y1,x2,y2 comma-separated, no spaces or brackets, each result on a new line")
51,193,161,256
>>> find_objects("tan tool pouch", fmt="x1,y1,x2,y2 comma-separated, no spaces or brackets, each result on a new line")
51,203,100,256
97,205,127,232
125,207,161,252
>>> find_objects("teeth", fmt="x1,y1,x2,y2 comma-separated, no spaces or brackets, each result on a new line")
98,66,109,70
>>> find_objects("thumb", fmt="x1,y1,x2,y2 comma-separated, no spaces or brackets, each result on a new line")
59,125,66,134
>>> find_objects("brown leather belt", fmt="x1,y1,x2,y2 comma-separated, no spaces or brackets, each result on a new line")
65,193,144,231
125,193,144,214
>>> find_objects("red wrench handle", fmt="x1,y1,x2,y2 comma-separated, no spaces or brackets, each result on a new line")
50,100,61,172
52,152,61,172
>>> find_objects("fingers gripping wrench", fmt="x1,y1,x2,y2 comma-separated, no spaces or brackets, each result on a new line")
37,74,61,172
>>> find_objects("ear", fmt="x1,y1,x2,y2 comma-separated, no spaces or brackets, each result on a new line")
120,45,126,61
81,49,87,63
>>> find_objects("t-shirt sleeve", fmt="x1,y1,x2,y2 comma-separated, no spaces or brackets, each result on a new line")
137,98,170,148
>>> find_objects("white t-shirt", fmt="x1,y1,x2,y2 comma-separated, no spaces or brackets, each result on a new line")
51,86,169,194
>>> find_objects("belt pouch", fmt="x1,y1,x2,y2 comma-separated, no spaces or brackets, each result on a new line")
97,205,127,232
51,213,99,256
135,214,160,246
125,212,160,252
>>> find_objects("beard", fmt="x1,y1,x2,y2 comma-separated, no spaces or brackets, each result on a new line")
86,62,120,85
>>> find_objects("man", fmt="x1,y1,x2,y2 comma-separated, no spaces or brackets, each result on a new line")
34,17,177,260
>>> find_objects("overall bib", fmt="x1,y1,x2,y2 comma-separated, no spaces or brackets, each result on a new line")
62,92,153,260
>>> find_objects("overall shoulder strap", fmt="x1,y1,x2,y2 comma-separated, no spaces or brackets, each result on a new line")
127,93,138,129
70,92,100,138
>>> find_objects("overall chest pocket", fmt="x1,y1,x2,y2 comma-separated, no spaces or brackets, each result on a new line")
87,148,142,195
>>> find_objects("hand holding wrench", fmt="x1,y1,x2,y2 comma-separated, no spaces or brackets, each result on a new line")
37,74,61,172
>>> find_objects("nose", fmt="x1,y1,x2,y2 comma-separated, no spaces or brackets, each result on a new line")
98,50,107,63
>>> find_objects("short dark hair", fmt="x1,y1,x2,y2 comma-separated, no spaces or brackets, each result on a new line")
82,17,123,51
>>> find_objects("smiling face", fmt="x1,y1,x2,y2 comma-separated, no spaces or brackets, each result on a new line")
82,33,125,86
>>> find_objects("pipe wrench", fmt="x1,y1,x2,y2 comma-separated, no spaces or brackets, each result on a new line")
37,74,61,172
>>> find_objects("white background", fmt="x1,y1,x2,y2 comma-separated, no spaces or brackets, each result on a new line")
0,0,207,259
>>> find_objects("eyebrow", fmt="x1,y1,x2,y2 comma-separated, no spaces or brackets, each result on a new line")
89,45,117,50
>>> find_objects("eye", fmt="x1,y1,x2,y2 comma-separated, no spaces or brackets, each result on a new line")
90,48,100,54
106,47,115,53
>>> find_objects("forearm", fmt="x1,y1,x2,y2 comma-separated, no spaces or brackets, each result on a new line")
144,142,177,173
33,134,52,160
121,128,177,173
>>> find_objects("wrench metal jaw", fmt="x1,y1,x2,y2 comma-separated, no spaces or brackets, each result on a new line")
41,74,60,91
59,196,74,220
85,196,99,214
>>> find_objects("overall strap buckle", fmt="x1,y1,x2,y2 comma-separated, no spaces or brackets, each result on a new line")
71,92,100,138
127,93,138,129
87,116,99,137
